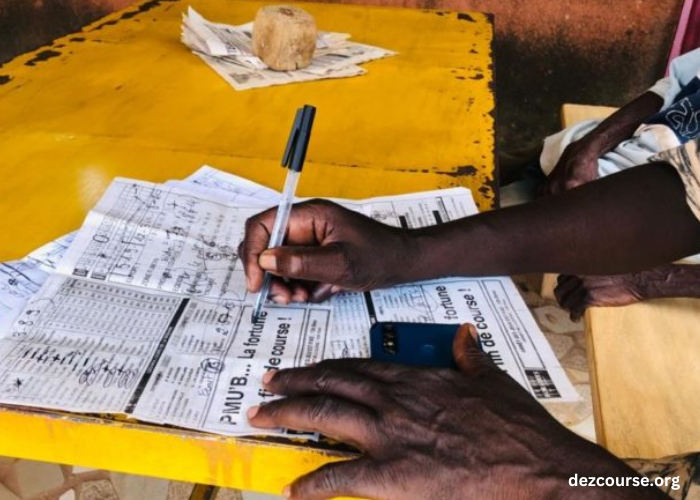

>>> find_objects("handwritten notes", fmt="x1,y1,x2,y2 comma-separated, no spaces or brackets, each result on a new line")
0,233,76,332
0,167,578,440
0,178,330,437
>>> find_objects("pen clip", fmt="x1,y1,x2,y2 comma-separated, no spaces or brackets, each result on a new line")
282,108,304,168
289,105,316,173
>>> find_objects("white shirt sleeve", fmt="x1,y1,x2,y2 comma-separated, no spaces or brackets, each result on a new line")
648,76,672,101
652,47,700,109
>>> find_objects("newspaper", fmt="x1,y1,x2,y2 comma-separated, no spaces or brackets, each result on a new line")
177,167,579,402
181,7,396,90
0,168,578,439
0,233,76,332
0,180,330,437
0,261,47,333
0,165,282,362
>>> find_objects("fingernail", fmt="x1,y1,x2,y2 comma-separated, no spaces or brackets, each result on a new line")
466,324,481,348
259,252,277,271
282,485,291,498
270,294,289,305
330,285,341,294
262,370,276,385
247,405,259,420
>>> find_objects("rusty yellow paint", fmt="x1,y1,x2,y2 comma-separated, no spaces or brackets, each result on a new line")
0,407,355,492
0,0,495,494
0,0,495,262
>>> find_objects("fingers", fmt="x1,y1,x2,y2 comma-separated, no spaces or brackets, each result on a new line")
264,280,338,305
559,284,588,321
554,274,580,302
569,298,589,322
268,278,293,304
555,275,584,311
290,282,310,303
249,396,378,451
240,207,277,293
241,201,335,293
287,459,382,500
308,282,341,303
264,364,386,406
452,323,497,376
557,275,608,320
260,243,352,285
307,358,411,383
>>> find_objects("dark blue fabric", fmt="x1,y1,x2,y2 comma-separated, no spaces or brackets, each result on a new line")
646,76,700,143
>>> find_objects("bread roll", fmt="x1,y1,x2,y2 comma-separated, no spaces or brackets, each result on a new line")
252,5,317,71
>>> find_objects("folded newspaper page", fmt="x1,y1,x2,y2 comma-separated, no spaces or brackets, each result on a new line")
181,7,396,90
176,167,579,402
0,167,578,440
0,179,330,437
0,233,76,332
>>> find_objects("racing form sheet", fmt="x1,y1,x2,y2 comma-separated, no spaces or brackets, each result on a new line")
365,279,571,400
178,167,579,401
0,168,578,438
0,233,76,332
0,179,330,437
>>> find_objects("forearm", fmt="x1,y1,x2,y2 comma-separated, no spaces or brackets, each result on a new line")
637,264,700,299
403,163,700,280
578,91,663,155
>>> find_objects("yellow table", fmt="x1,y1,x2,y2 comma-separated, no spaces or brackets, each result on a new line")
0,0,495,494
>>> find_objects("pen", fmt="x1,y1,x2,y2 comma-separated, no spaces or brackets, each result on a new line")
251,105,316,322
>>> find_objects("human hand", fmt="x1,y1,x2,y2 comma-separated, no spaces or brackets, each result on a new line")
239,199,417,304
542,140,601,197
248,324,656,500
553,264,697,320
555,273,647,321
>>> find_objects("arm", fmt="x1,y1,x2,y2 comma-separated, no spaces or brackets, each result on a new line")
634,264,700,299
556,264,700,320
240,162,700,302
574,91,664,156
545,92,663,194
409,162,700,279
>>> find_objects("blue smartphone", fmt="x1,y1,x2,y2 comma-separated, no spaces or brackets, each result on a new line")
369,322,459,368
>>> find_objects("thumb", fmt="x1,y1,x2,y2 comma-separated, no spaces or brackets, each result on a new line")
452,323,497,376
259,243,351,284
287,459,380,500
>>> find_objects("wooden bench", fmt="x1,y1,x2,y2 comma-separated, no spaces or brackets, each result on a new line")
558,104,700,459
587,298,700,459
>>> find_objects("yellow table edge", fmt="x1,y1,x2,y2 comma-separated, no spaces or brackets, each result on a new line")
0,406,355,493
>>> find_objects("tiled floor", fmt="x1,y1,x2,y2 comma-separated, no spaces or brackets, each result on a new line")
0,275,591,500
514,274,595,442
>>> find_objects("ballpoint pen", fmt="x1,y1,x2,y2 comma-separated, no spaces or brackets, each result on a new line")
251,104,316,322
